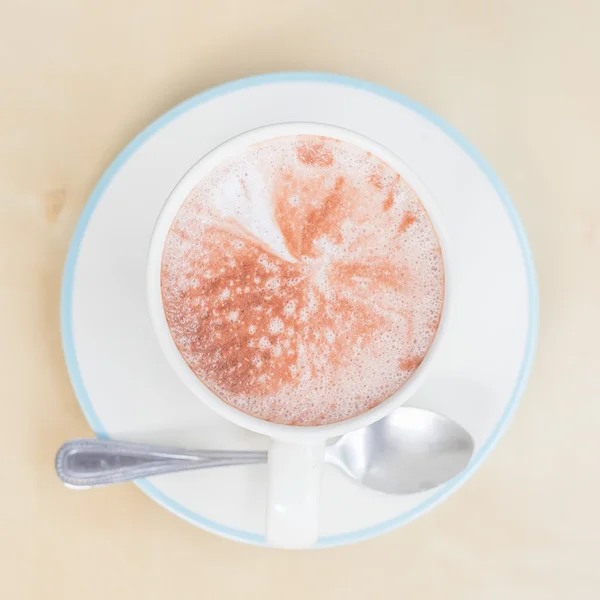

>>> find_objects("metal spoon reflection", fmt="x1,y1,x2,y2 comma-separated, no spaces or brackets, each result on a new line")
56,407,474,494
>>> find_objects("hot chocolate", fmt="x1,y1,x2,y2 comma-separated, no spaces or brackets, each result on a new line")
161,135,444,426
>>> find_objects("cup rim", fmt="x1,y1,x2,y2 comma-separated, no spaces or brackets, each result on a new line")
147,121,452,441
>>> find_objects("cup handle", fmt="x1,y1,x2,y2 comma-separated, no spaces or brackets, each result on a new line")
266,439,325,548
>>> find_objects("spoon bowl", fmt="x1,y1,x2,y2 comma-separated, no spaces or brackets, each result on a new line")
326,407,474,494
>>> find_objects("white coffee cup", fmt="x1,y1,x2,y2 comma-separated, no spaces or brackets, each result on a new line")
147,122,452,548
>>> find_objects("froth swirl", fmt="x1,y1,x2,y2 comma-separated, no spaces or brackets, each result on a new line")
161,135,444,426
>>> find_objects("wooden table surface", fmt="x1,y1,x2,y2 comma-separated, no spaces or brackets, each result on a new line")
1,0,599,598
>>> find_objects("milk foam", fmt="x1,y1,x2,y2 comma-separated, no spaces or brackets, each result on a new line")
161,135,444,426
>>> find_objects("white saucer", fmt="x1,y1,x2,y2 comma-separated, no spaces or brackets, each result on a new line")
61,73,538,548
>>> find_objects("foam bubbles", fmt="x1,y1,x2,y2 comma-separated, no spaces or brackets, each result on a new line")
269,318,284,334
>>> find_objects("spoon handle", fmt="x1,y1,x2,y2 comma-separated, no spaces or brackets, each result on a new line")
56,438,268,488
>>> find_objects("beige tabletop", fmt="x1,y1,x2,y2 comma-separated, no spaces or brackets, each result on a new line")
1,0,599,598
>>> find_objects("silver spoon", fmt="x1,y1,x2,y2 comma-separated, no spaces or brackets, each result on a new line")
56,407,474,494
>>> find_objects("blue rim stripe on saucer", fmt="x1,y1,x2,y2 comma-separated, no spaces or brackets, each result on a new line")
61,72,539,548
